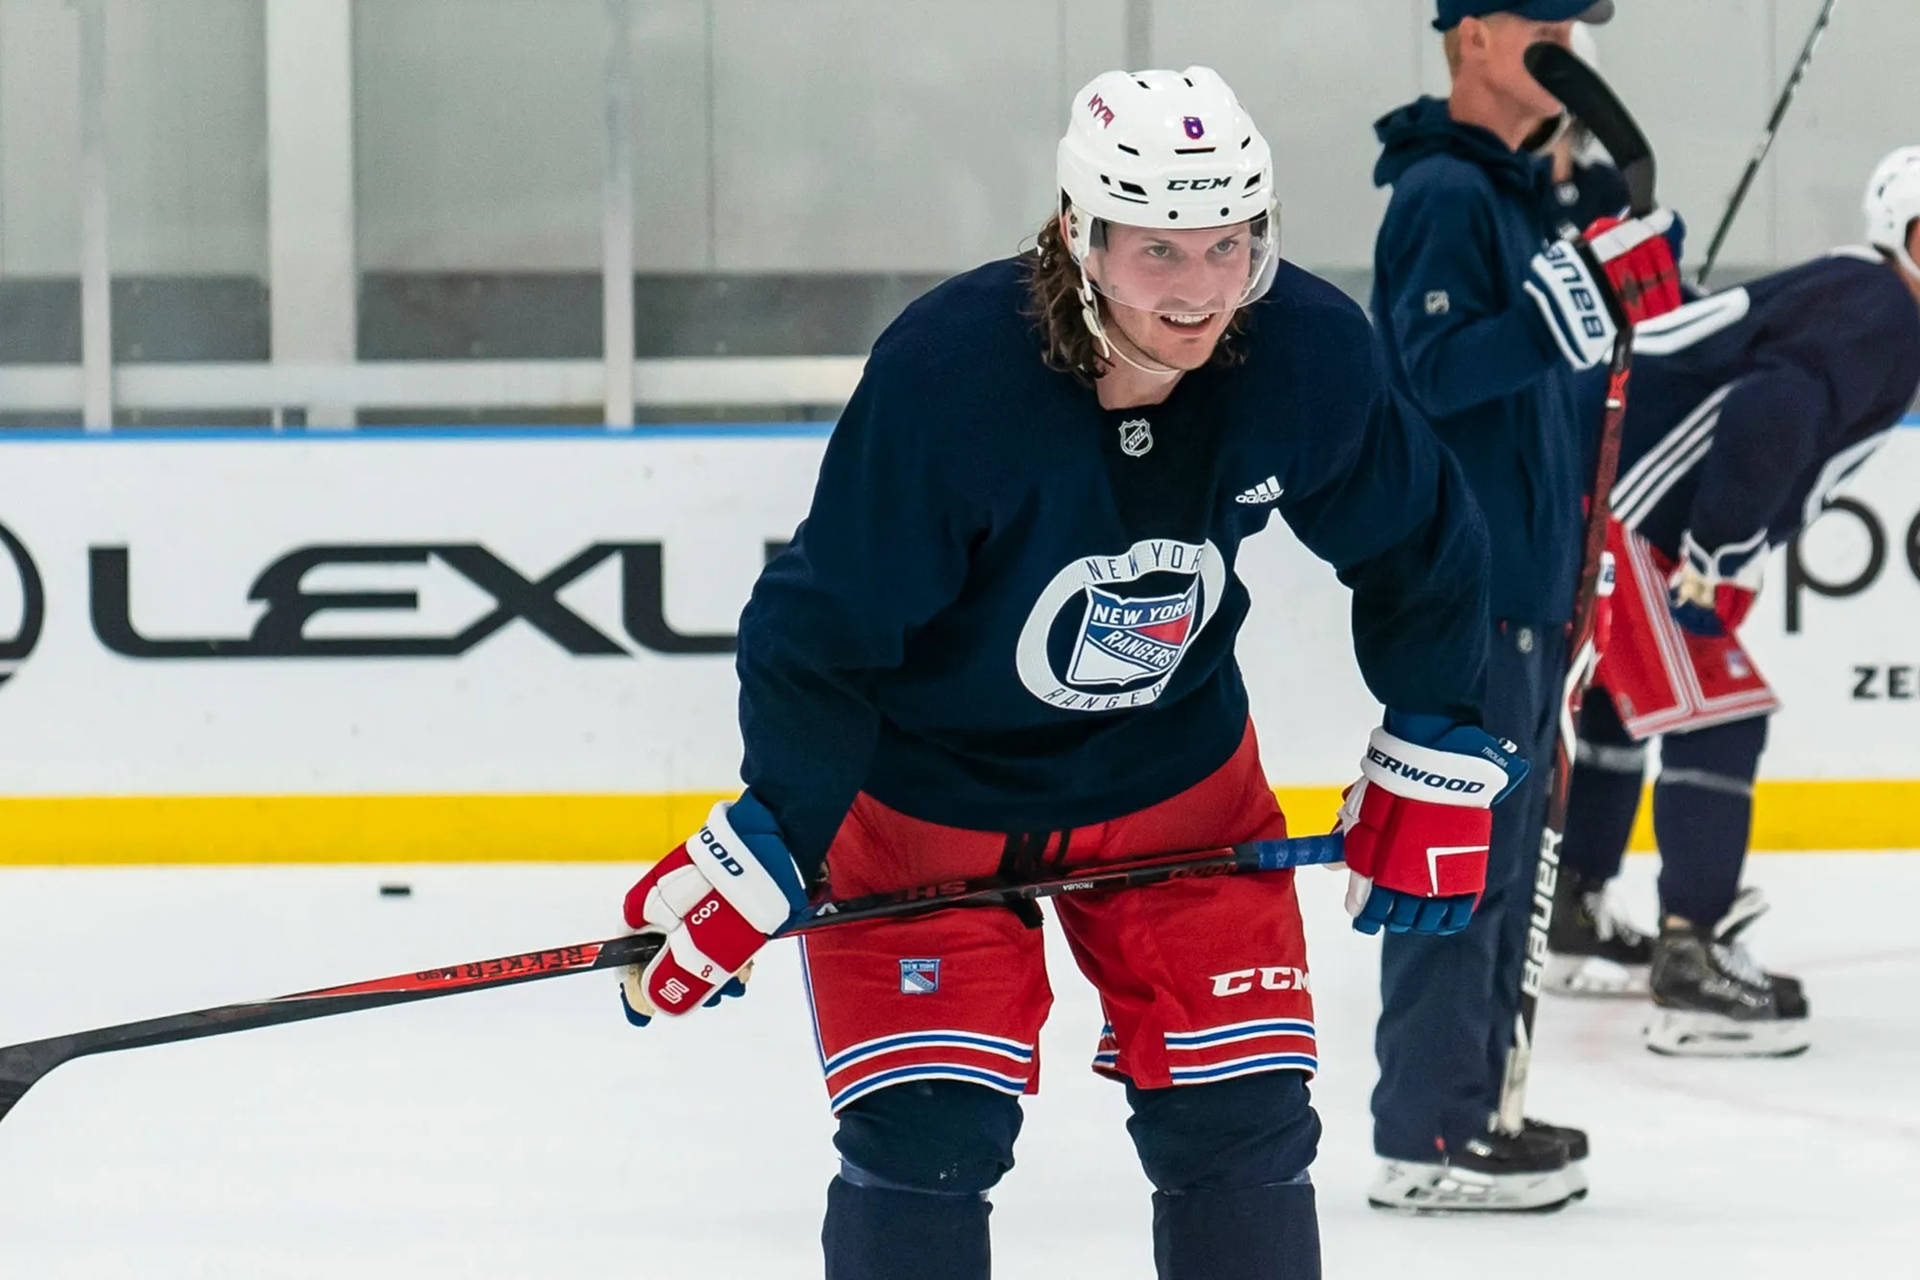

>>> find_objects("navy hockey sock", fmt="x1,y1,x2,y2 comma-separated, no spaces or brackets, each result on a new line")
1127,1071,1323,1279
823,1176,989,1280
1561,688,1642,882
1655,715,1767,926
1153,1180,1320,1280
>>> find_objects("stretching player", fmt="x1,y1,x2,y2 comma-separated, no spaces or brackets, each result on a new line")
612,67,1522,1279
1552,147,1920,1054
1367,0,1682,1213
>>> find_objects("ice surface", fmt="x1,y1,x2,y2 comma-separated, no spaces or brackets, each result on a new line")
2,852,1915,1278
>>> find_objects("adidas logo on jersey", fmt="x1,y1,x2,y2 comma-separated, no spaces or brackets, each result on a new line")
1235,476,1284,506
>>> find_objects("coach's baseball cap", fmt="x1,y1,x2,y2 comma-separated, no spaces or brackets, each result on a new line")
1433,1,1615,31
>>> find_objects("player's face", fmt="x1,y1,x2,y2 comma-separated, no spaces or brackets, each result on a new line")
1092,222,1256,370
1473,15,1573,121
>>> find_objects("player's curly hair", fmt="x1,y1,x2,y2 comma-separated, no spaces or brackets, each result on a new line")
1023,204,1248,385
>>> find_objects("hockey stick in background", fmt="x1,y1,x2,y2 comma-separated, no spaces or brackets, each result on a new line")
1494,42,1658,1139
0,830,1344,1127
1696,0,1840,288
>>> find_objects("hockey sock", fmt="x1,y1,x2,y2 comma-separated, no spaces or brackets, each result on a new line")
1127,1072,1322,1279
1655,715,1767,926
823,1176,989,1280
1561,688,1642,882
1152,1180,1320,1280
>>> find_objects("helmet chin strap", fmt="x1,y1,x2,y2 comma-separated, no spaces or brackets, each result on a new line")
1076,269,1184,381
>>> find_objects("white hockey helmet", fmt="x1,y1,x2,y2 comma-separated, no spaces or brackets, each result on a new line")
1056,67,1280,325
1571,21,1600,70
1865,146,1920,282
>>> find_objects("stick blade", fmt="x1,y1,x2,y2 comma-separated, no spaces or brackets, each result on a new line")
1525,41,1656,215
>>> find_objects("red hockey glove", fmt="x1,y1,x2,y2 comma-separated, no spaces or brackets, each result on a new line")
1669,529,1764,637
619,793,808,1025
1337,716,1529,936
1584,209,1685,325
1592,547,1618,660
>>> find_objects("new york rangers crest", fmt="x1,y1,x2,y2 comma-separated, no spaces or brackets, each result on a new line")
1183,116,1205,140
899,959,941,994
1068,580,1199,686
1015,538,1226,713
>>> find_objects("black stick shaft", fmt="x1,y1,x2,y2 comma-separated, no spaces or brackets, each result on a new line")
1697,0,1839,287
0,831,1343,1124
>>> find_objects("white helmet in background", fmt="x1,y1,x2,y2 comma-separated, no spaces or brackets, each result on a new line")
1571,21,1600,71
1865,146,1920,282
1055,67,1280,356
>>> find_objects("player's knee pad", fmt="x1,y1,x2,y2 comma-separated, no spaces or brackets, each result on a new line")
1661,714,1767,787
833,1080,1022,1197
1125,1070,1321,1194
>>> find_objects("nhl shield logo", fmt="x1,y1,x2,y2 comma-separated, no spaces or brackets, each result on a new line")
1183,116,1205,140
1068,580,1199,686
899,959,941,995
1118,417,1154,457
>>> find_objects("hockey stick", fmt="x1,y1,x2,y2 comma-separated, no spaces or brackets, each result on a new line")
0,830,1344,1127
1493,43,1658,1138
1696,0,1839,288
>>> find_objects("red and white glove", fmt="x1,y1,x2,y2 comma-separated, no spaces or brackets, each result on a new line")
1584,208,1685,325
1593,547,1617,660
619,793,808,1024
1524,208,1685,370
1669,529,1765,637
1336,717,1529,937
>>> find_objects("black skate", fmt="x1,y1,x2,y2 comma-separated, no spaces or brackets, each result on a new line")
1644,888,1810,1058
1545,869,1653,997
1369,1127,1581,1214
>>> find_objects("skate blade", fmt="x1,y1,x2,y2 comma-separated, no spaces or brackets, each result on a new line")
1643,1008,1811,1058
1545,953,1650,999
1367,1163,1581,1215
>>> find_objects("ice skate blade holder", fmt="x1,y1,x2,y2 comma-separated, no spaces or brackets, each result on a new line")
1366,1161,1584,1215
1544,952,1650,999
1643,1007,1812,1058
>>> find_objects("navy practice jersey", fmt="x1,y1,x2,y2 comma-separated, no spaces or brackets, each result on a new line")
735,257,1494,874
1611,250,1920,559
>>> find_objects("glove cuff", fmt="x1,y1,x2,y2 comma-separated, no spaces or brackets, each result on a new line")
697,799,806,934
1359,726,1514,809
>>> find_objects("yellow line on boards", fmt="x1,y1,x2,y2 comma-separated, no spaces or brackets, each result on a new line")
0,782,1912,866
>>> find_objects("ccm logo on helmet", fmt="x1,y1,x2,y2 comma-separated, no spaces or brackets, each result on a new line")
698,827,746,876
1166,177,1232,191
1087,93,1115,128
1366,747,1488,795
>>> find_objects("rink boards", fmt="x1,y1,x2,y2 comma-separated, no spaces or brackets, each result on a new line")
1,423,1916,862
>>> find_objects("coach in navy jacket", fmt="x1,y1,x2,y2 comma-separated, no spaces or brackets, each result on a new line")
1362,0,1645,1210
1372,96,1587,623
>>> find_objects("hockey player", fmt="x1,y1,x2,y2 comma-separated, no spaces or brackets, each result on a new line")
1366,0,1685,1213
613,67,1524,1280
1551,147,1920,1055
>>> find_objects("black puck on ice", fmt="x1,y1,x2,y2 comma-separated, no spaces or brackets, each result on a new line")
379,883,413,898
